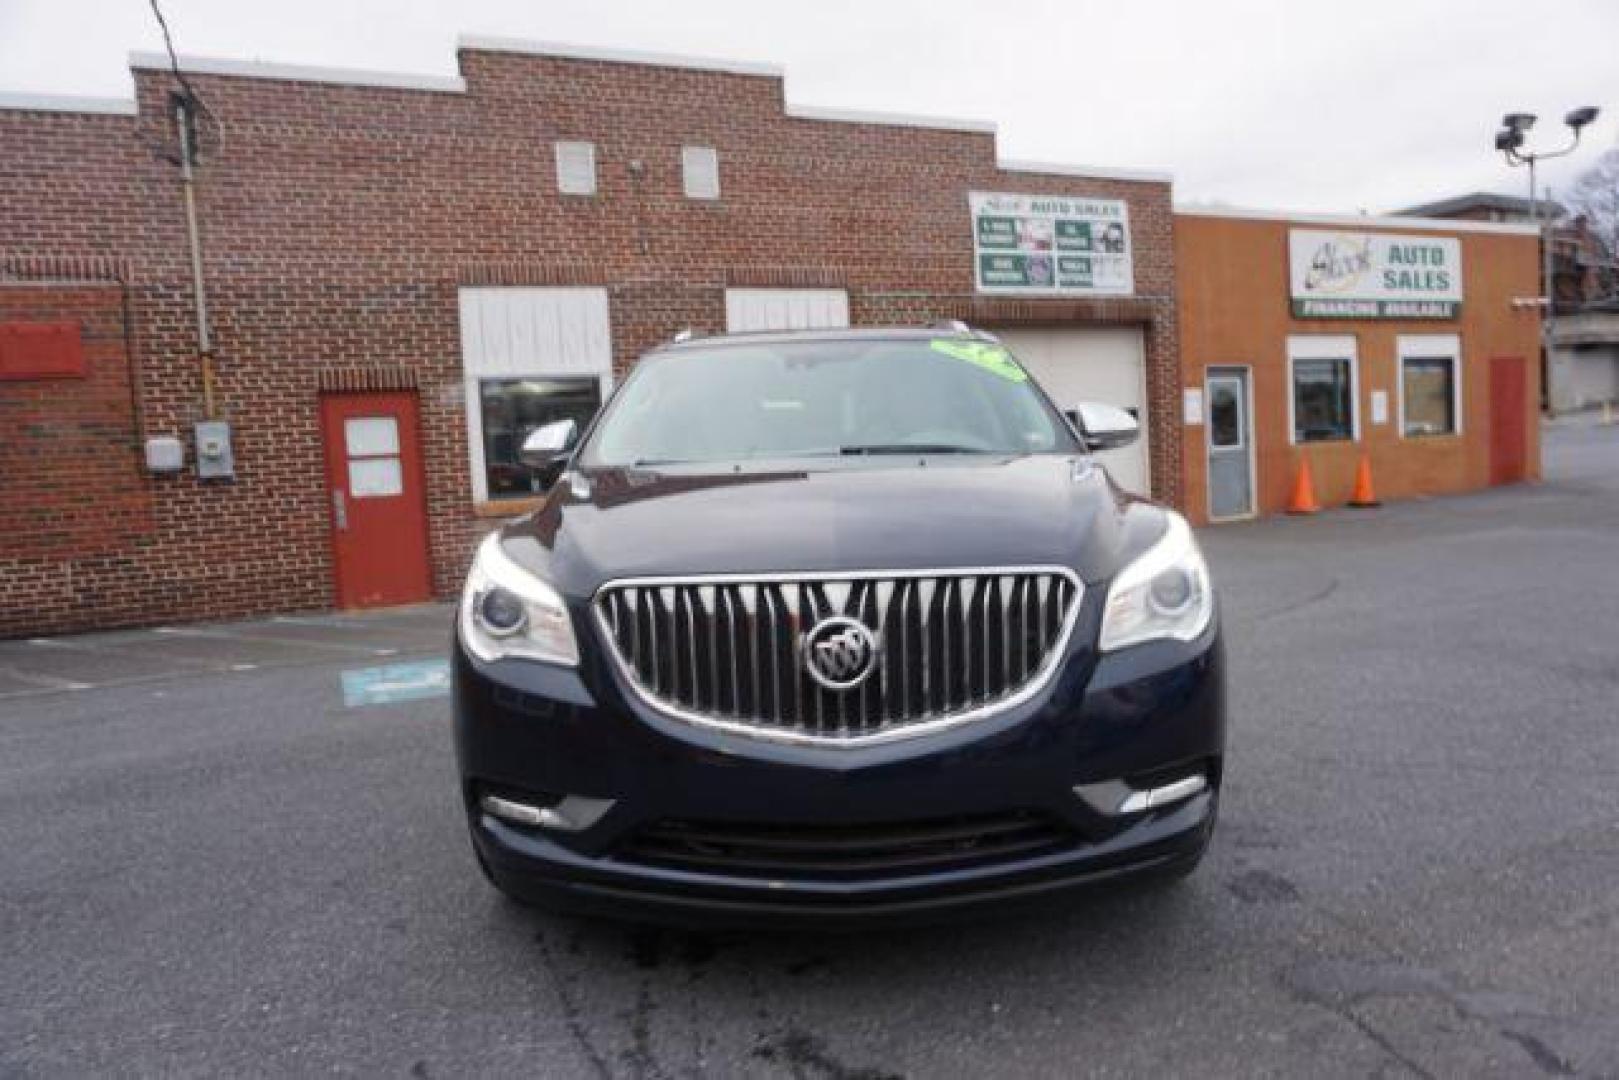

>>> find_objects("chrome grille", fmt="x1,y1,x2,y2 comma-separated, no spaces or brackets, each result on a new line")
593,569,1083,745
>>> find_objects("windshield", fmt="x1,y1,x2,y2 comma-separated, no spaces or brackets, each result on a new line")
581,337,1079,468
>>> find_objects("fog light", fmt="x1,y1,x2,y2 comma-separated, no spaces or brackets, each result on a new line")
478,792,617,833
480,793,554,828
1117,774,1207,814
1072,772,1208,816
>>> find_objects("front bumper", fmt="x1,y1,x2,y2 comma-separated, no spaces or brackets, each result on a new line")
452,607,1225,928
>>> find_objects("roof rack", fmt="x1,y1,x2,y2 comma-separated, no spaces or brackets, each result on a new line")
929,319,1000,343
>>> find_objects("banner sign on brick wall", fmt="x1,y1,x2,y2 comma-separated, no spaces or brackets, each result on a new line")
969,192,1133,296
0,321,85,380
1288,229,1462,318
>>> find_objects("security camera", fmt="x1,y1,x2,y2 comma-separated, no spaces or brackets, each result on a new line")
1501,112,1538,134
1564,106,1600,131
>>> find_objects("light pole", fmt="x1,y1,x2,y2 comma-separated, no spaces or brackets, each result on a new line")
1495,107,1600,370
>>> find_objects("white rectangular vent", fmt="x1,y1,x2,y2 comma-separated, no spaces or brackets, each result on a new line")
682,145,720,199
724,288,850,332
555,141,597,196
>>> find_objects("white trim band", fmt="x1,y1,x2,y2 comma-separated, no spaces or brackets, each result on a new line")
785,102,997,135
127,51,467,94
1176,203,1541,237
0,92,137,116
456,35,784,78
999,158,1173,184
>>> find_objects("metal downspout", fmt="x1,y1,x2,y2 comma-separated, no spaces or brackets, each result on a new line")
173,94,216,419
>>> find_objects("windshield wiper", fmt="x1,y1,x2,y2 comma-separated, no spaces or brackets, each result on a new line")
838,444,985,456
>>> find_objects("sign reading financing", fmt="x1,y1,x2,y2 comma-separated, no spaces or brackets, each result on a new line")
1289,229,1462,319
970,192,1133,295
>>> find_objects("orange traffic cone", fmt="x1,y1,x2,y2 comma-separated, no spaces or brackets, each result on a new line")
1287,455,1321,515
1348,453,1381,509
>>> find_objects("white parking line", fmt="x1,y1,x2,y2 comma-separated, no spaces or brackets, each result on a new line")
0,665,92,691
270,614,371,629
148,626,399,657
24,635,220,669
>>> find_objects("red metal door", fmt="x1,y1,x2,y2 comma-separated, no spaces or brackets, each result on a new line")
319,392,432,608
1489,356,1528,486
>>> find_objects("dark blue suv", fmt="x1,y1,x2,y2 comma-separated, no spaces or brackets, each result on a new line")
452,326,1225,926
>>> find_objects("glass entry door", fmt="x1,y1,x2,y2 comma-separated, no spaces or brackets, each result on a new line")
1207,369,1254,520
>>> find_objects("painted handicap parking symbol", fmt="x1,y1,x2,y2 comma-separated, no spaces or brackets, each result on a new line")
341,659,450,707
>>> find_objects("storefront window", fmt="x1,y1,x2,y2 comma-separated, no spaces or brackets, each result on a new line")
479,377,602,498
1292,357,1354,442
1402,356,1457,437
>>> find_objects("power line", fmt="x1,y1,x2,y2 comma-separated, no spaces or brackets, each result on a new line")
147,0,200,103
147,0,223,159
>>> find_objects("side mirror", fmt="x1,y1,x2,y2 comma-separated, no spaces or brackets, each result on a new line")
1073,401,1139,452
518,418,579,474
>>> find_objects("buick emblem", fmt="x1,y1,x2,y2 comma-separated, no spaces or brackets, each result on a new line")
801,616,880,691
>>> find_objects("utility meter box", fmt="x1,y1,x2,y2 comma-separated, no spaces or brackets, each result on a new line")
194,420,235,480
144,435,185,474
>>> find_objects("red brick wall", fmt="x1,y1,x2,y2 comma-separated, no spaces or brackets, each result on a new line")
1176,213,1541,522
0,47,1179,636
0,281,161,635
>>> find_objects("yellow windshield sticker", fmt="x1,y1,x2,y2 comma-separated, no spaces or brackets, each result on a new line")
928,339,1028,383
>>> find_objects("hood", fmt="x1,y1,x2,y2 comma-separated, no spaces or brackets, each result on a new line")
501,455,1167,597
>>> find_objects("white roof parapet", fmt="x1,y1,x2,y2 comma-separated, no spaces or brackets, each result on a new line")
785,103,997,135
0,92,137,116
127,51,467,94
1175,203,1541,237
84,41,1181,190
461,39,996,134
456,35,784,78
998,158,1173,184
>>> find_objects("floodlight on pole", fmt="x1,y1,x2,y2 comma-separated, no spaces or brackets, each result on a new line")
1494,104,1603,381
1564,106,1600,132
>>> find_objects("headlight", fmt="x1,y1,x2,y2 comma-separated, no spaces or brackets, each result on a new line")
1098,512,1214,653
459,534,579,666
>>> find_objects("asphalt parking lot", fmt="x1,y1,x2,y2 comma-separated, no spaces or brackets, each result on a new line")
4,422,1618,1078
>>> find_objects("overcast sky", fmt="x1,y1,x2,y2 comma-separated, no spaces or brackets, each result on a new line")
2,0,1615,212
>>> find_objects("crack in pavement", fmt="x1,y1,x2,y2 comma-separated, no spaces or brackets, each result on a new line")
1284,960,1581,1077
1243,576,1340,624
532,927,614,1079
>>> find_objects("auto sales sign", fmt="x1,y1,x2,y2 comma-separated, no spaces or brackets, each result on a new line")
971,192,1133,296
1288,229,1462,318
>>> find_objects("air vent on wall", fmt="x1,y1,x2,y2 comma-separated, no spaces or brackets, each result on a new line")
555,141,597,196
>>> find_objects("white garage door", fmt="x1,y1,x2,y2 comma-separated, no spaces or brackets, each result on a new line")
995,328,1151,495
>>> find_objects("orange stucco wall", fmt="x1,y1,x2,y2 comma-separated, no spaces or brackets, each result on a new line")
1175,214,1542,524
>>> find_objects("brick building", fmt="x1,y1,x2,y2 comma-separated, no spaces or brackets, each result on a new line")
0,39,1180,637
1402,191,1619,413
1176,208,1541,523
